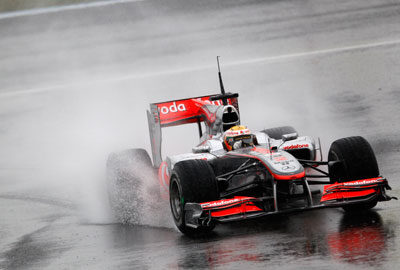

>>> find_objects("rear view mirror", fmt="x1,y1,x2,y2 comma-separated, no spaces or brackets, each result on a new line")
282,133,298,142
192,145,211,153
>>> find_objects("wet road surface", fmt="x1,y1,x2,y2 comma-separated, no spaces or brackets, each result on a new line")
1,0,400,269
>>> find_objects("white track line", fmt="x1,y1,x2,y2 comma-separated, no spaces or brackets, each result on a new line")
1,39,399,98
0,0,145,20
229,39,400,67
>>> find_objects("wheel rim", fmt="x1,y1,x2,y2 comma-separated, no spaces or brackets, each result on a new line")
170,180,182,220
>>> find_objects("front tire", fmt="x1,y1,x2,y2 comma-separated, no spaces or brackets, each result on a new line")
328,136,379,211
169,159,219,235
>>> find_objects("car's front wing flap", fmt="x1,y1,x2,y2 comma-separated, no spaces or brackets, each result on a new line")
320,177,393,203
184,177,395,228
184,196,266,228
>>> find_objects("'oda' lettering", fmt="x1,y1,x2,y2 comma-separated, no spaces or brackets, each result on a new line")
159,102,186,114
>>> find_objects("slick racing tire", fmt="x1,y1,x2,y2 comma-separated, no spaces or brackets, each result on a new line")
328,136,379,212
169,159,219,236
261,126,297,140
106,148,156,224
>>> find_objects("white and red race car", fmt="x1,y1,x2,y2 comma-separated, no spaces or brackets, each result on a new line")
107,65,395,235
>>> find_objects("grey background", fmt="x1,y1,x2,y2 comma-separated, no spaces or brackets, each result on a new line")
0,0,400,269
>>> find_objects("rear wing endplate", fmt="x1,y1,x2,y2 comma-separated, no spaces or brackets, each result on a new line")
147,94,239,167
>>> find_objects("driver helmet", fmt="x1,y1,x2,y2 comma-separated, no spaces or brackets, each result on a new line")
223,125,255,151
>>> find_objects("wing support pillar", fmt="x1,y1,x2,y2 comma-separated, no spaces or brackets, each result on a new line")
273,180,278,212
303,178,313,206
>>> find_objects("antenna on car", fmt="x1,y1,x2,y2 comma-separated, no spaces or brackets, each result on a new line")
210,56,239,105
217,56,226,98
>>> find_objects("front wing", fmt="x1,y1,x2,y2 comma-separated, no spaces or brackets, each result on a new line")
184,177,394,228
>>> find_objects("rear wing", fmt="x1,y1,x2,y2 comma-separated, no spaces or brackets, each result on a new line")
147,94,239,167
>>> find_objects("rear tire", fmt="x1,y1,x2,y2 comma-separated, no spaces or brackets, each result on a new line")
106,148,156,224
328,136,379,212
169,159,219,235
262,126,297,140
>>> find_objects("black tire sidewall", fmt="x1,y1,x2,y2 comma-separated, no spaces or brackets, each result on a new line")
328,136,379,183
169,175,185,229
169,159,219,235
327,136,380,212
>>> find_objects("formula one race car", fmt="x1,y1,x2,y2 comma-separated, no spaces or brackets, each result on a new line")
106,60,395,235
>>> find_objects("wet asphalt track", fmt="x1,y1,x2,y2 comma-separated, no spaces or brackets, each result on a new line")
1,0,400,269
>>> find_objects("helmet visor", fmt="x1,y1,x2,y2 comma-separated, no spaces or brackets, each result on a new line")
226,134,254,149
